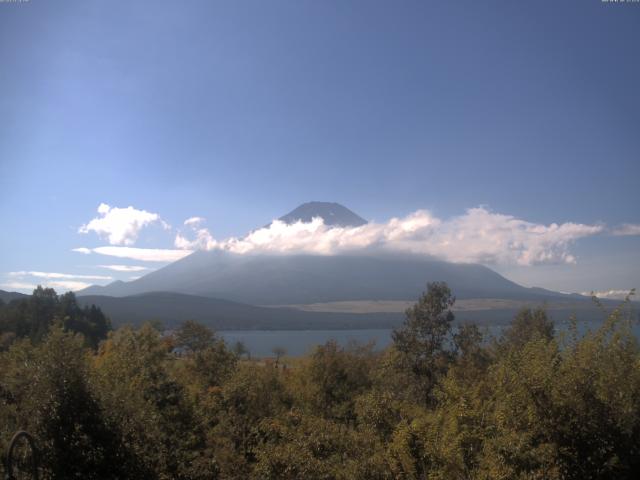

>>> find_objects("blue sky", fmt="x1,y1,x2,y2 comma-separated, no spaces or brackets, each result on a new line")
0,0,638,296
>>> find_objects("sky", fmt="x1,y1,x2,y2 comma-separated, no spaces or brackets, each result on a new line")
0,0,639,297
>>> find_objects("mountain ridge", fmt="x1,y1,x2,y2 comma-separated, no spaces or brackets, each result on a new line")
0,289,29,303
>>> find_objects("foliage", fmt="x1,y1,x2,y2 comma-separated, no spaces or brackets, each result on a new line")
92,324,210,479
293,339,375,424
0,287,110,348
0,285,639,479
391,282,456,406
499,306,555,350
174,320,216,354
0,326,141,479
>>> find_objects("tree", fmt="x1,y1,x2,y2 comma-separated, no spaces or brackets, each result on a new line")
500,307,554,350
185,337,238,390
233,340,249,359
0,288,110,348
174,320,215,354
211,364,291,478
0,326,140,479
294,340,375,424
58,292,111,348
93,324,210,479
391,282,456,406
23,286,57,342
2,283,638,479
253,412,390,480
272,346,286,367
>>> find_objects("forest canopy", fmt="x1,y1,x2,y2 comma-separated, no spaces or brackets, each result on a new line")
0,286,111,349
0,283,638,479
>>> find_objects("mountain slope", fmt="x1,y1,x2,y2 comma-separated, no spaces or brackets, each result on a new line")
78,250,574,305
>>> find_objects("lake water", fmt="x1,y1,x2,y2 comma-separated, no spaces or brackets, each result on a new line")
221,329,394,357
220,320,640,358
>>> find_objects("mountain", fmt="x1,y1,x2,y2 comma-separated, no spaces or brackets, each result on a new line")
80,280,133,297
78,250,575,305
77,202,587,307
0,289,28,303
277,201,367,227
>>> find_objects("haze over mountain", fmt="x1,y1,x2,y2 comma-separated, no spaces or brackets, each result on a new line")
78,202,585,306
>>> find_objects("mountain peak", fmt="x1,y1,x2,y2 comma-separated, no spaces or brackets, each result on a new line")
279,202,367,227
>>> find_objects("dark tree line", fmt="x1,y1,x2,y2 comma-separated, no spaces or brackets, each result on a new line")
0,286,111,348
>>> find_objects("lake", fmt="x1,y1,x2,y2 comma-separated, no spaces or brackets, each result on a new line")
220,320,640,358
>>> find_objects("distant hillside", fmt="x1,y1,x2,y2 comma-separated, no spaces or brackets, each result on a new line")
77,291,403,330
0,289,28,303
76,291,616,331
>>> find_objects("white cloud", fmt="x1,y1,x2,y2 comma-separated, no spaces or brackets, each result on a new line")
9,271,112,280
184,216,206,227
46,280,93,291
611,224,640,236
71,246,192,262
72,247,92,254
175,230,217,250
4,271,114,293
175,216,218,250
92,246,193,262
184,207,603,266
1,279,92,293
79,203,165,246
97,265,149,272
0,281,38,292
71,206,608,267
581,289,636,300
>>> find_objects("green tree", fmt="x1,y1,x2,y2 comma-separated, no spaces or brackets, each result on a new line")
58,292,111,348
233,340,249,359
0,326,141,479
500,306,554,350
272,346,286,367
211,364,291,478
254,411,390,480
293,340,375,424
174,320,215,354
93,324,210,479
0,288,110,348
391,282,456,406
